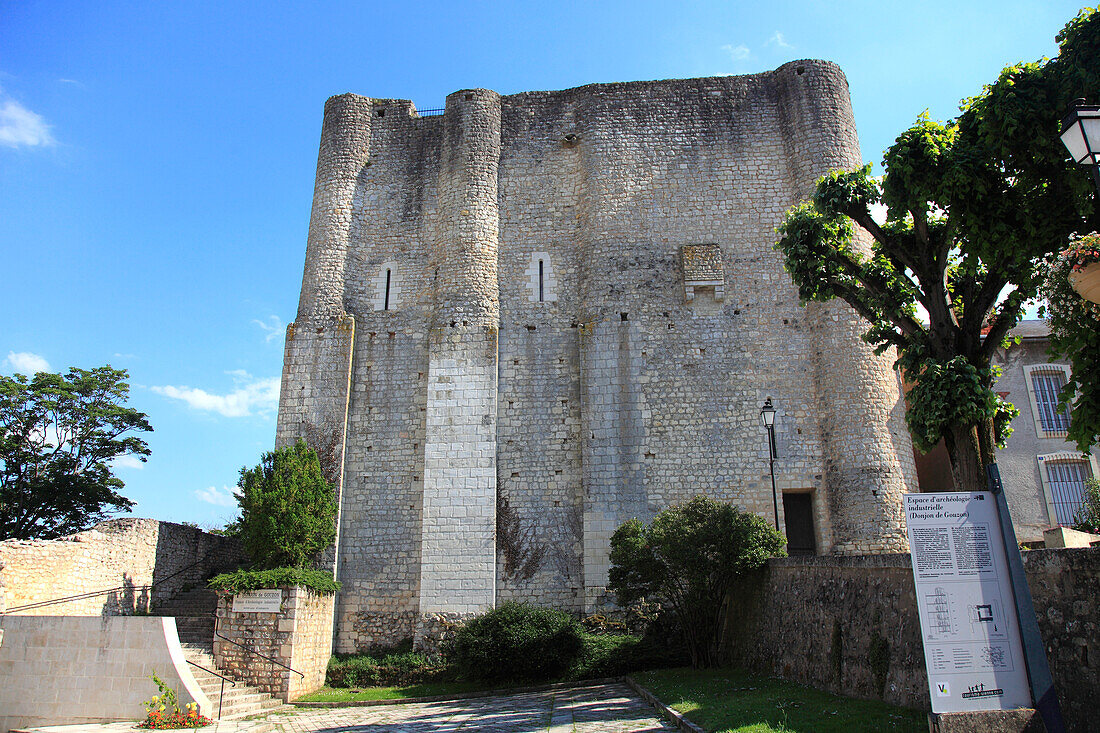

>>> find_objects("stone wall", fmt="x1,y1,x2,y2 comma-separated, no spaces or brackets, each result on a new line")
0,518,243,615
0,616,210,733
213,587,334,701
280,62,920,651
726,549,1100,732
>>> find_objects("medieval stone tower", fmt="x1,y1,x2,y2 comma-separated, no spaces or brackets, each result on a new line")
276,60,918,652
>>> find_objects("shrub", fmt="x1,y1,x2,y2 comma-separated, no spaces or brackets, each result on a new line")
446,602,584,682
1073,478,1100,534
608,495,786,668
236,440,337,569
327,647,450,688
207,567,339,594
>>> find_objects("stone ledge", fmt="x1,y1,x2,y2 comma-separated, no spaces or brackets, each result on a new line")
928,709,1045,733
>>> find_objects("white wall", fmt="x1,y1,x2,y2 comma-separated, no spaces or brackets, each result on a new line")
0,616,210,733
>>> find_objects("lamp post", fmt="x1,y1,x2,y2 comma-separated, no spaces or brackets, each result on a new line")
760,398,779,531
1059,98,1100,195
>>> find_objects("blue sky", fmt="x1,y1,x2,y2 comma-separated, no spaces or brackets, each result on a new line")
0,1,1088,528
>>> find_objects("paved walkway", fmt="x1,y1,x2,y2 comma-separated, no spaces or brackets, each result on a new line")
17,683,676,733
267,683,675,732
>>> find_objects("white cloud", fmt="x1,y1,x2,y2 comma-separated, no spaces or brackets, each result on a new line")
110,454,146,470
152,375,280,418
194,485,241,507
767,32,793,49
722,44,751,62
253,315,284,343
5,351,50,374
0,91,56,148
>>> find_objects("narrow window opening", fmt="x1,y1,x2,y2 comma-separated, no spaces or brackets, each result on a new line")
620,312,628,322
539,259,545,302
376,109,385,117
384,269,392,311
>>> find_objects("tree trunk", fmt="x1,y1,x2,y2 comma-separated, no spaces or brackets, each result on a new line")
944,420,996,492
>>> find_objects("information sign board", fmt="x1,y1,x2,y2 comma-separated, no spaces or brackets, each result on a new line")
231,588,283,613
904,492,1031,713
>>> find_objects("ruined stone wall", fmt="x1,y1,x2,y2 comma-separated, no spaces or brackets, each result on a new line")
725,550,1100,732
0,518,242,616
280,62,920,650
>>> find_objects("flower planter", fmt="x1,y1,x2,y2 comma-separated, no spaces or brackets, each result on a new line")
1068,261,1100,304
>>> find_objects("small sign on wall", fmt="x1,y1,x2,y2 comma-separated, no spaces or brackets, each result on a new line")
231,589,282,613
904,492,1031,714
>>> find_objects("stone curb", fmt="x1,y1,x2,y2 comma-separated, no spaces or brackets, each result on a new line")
623,676,705,733
291,677,622,708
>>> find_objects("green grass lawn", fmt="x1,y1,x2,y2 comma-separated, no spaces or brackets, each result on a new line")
294,680,503,703
633,668,927,733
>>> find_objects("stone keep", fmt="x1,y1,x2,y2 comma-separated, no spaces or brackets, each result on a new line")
276,60,919,652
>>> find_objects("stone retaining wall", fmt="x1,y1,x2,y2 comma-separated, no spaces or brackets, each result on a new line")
726,549,1099,732
0,518,243,615
213,586,334,701
0,616,210,733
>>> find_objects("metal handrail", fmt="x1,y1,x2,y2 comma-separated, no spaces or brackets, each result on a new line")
417,107,445,116
186,659,235,719
214,617,305,679
2,555,220,615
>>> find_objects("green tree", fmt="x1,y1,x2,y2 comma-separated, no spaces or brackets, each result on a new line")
608,496,786,669
0,366,151,540
236,439,337,568
776,9,1100,491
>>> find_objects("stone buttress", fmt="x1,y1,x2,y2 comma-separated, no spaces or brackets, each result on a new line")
772,61,915,553
417,89,501,636
276,94,368,572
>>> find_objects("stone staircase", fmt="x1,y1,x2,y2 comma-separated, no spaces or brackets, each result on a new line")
154,585,289,721
182,642,290,721
155,585,220,645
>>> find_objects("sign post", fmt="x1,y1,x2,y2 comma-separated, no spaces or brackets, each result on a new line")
230,588,283,613
904,491,1031,713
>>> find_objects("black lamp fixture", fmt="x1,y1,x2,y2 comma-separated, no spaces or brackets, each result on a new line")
760,397,779,531
1060,99,1100,194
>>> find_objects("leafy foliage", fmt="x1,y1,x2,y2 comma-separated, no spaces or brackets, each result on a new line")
207,567,340,594
608,496,786,668
1073,478,1100,534
775,9,1100,488
0,366,151,539
446,602,585,682
139,673,212,729
236,439,337,569
1041,232,1100,451
327,643,450,688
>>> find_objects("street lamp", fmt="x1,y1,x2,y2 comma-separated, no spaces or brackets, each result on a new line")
760,398,779,531
1059,99,1100,194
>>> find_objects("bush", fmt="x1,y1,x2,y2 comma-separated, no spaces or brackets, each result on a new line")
446,602,584,682
236,440,337,569
1073,478,1100,534
327,646,450,688
207,567,340,594
609,495,786,668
